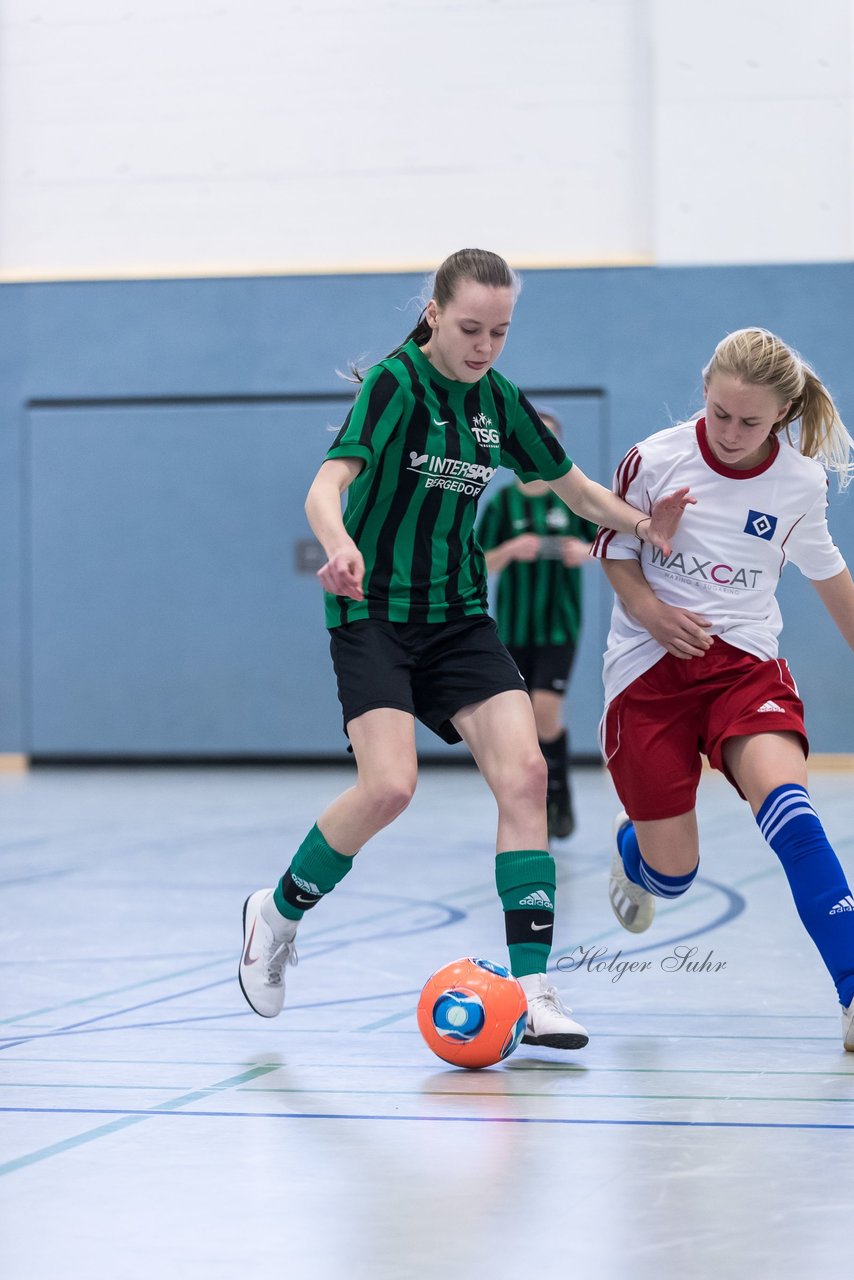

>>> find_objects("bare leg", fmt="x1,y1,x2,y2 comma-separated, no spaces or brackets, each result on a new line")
452,689,548,850
723,731,807,814
632,811,700,876
316,707,418,854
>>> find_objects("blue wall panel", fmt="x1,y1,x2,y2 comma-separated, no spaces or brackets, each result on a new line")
1,263,852,755
28,400,345,753
0,286,28,749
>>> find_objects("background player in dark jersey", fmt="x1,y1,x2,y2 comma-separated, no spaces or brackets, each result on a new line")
239,248,692,1051
594,327,854,1051
478,410,596,840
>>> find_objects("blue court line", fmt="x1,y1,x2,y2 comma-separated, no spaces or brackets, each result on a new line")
357,875,744,1032
0,951,225,967
361,1007,418,1031
7,1083,852,1105
360,873,750,1036
0,956,234,1027
0,986,427,1049
0,978,238,1051
0,895,464,1029
0,849,813,1061
2,1105,852,1132
0,1020,847,1047
0,931,416,1049
0,868,79,889
555,875,747,961
0,1064,280,1177
2,1055,849,1077
2,1082,204,1091
242,1084,854,1104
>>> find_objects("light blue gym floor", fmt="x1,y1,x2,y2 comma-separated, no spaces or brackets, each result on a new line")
1,762,853,1280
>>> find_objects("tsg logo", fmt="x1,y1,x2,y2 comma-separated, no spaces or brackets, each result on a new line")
471,414,499,446
744,510,778,540
472,426,500,445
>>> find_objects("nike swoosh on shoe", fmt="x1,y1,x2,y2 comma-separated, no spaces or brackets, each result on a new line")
242,921,259,965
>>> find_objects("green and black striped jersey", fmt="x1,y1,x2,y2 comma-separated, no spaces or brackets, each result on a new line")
477,485,597,648
324,340,572,627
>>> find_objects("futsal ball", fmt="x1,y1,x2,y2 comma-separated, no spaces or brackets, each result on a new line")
417,957,528,1069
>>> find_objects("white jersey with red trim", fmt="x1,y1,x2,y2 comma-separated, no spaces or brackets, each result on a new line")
592,416,846,708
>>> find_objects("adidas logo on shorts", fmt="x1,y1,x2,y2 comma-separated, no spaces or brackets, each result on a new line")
829,895,854,915
756,701,785,713
519,889,554,909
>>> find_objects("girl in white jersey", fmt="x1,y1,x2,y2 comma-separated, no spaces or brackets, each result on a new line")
592,328,854,1052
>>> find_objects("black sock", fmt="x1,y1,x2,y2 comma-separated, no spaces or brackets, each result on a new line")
540,730,569,796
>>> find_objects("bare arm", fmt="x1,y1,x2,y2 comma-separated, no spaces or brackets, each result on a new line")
601,558,712,659
304,457,365,600
483,534,541,574
560,536,594,568
810,567,854,652
548,464,694,557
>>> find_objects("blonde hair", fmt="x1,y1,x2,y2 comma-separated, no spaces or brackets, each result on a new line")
703,327,854,490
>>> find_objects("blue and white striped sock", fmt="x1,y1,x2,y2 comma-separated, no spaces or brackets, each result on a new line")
617,822,698,898
637,858,698,899
757,784,854,1008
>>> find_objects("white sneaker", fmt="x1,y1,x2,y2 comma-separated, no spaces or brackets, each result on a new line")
518,973,589,1050
609,811,656,934
239,889,298,1018
843,1001,854,1053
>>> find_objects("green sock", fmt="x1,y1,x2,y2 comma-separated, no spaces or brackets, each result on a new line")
273,824,354,921
495,848,556,977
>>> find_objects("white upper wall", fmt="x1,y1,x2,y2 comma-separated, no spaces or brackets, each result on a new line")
0,0,851,278
651,0,853,264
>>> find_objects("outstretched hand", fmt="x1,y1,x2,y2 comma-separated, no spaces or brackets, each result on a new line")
317,546,365,601
642,487,695,556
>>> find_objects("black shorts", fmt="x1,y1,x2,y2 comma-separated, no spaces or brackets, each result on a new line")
329,616,528,744
507,642,577,695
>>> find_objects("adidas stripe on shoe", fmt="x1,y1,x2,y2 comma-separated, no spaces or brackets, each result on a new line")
843,1001,854,1053
609,812,656,934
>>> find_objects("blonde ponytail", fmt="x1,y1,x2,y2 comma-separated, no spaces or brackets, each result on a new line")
786,369,854,491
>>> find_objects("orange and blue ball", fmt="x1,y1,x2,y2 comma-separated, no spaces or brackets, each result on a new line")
417,957,528,1069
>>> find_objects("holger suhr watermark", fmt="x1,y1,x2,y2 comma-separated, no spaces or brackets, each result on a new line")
556,945,726,983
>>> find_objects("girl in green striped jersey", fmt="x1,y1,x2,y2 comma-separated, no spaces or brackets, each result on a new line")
239,249,693,1051
479,410,597,840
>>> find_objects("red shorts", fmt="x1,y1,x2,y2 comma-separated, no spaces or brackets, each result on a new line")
601,639,808,821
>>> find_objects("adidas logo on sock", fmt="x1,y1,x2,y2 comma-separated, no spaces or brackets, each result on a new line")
756,700,785,713
829,895,854,915
292,874,321,896
519,889,554,909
